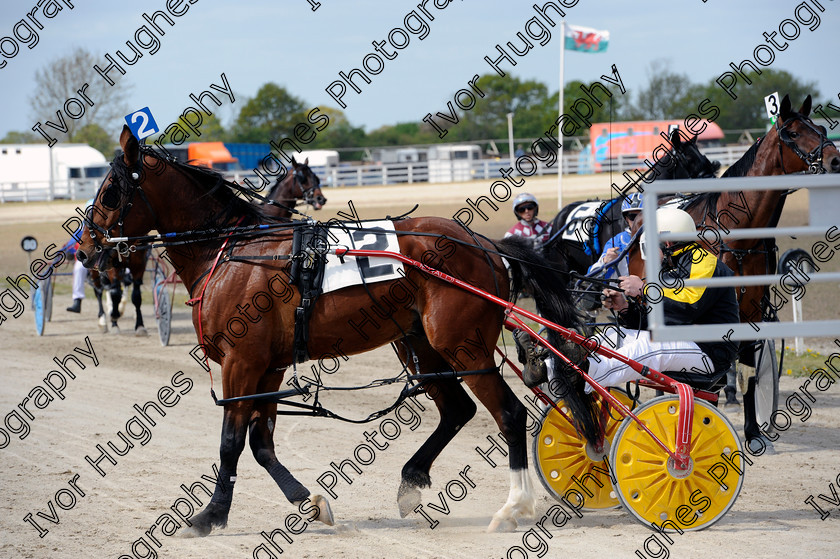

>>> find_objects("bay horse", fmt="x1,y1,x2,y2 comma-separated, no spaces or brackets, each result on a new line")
76,126,599,534
262,156,327,219
626,94,840,442
544,129,720,277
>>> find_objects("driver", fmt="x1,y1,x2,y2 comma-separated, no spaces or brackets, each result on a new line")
505,193,551,248
521,208,740,391
63,198,95,313
587,192,642,279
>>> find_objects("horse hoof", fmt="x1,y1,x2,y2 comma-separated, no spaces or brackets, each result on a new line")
397,480,422,518
299,495,335,526
110,326,121,335
487,515,517,533
98,316,108,333
180,524,211,538
135,326,148,337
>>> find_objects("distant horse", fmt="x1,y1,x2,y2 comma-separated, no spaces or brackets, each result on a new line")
77,126,598,535
544,129,720,277
626,94,840,441
263,156,327,219
90,250,149,335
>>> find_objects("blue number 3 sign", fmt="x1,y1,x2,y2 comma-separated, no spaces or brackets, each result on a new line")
124,107,160,140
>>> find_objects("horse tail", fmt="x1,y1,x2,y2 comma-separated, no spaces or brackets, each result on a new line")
495,236,601,446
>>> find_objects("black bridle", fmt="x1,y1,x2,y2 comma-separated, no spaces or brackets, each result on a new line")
85,153,160,259
776,113,835,174
273,166,322,206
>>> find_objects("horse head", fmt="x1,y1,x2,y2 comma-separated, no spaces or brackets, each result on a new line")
670,129,720,179
77,126,161,271
766,94,840,175
291,156,327,210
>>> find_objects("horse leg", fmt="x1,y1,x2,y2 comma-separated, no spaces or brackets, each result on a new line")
247,373,334,525
397,378,477,517
93,283,107,333
393,337,477,517
108,285,122,333
131,279,148,336
461,373,534,532
183,403,251,537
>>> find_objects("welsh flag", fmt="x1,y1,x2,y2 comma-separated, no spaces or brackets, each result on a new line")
565,25,609,53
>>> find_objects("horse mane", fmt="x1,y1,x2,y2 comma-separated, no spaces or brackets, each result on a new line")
267,176,283,200
721,138,762,178
115,145,271,224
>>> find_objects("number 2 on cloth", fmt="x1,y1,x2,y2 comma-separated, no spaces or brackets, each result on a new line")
352,228,396,279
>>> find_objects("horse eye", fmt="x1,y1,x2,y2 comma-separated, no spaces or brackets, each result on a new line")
789,131,799,139
101,185,121,209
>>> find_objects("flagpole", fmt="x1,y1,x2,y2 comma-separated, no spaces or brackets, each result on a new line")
558,20,565,210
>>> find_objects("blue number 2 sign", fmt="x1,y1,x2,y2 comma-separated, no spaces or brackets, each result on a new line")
124,107,159,140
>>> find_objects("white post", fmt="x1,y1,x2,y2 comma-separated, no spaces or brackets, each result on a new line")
793,297,804,355
557,20,565,210
48,146,55,201
506,112,515,167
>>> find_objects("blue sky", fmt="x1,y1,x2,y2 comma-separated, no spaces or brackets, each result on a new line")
1,0,838,142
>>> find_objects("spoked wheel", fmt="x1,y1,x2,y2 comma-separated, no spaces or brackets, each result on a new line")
532,389,633,510
754,339,779,434
154,276,171,347
32,277,50,336
610,395,744,531
44,274,54,322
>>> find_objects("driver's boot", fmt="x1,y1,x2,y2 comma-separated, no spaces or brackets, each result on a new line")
513,329,548,388
66,298,82,313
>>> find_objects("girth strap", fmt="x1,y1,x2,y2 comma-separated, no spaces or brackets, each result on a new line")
289,224,330,364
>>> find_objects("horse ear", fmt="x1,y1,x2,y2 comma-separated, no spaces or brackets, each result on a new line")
120,124,139,166
304,157,309,166
779,94,793,121
799,95,812,117
291,155,298,167
670,128,682,146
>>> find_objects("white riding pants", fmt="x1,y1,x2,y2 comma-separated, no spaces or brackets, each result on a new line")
72,259,86,300
582,329,714,393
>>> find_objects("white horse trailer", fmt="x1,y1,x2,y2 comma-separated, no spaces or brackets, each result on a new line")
427,145,482,183
0,144,109,201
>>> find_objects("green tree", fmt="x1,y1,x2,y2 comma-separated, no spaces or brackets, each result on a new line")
230,83,306,142
308,106,366,151
536,78,628,136
0,130,41,143
700,69,818,140
364,122,437,146
623,59,699,121
72,123,114,155
185,113,228,141
448,74,551,141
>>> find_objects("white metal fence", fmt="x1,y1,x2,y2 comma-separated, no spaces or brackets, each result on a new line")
2,145,753,201
0,178,101,202
642,174,840,342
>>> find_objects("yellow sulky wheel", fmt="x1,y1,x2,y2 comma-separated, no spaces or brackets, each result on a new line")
532,389,633,510
610,395,745,532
